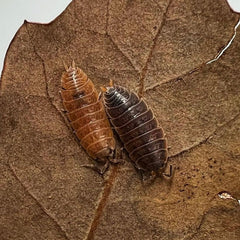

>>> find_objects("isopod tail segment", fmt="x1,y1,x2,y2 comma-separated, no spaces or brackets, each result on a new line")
134,161,173,183
81,147,124,175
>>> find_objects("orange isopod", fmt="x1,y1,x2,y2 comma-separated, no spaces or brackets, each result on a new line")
60,62,119,174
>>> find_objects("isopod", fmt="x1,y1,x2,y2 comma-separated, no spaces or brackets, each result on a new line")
60,62,119,174
102,81,172,180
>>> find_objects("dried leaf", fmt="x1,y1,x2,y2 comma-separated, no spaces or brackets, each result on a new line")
1,0,240,239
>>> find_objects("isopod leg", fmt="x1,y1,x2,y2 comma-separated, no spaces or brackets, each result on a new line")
60,108,67,113
133,162,156,183
110,158,124,164
81,161,109,175
98,91,103,100
162,165,173,178
137,169,157,184
110,147,124,164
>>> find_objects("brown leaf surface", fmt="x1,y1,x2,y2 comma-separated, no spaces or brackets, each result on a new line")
1,0,240,239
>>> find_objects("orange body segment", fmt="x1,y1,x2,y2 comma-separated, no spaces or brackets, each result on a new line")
60,64,115,163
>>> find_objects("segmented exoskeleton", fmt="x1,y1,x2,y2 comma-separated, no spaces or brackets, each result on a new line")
102,81,171,180
60,62,118,174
